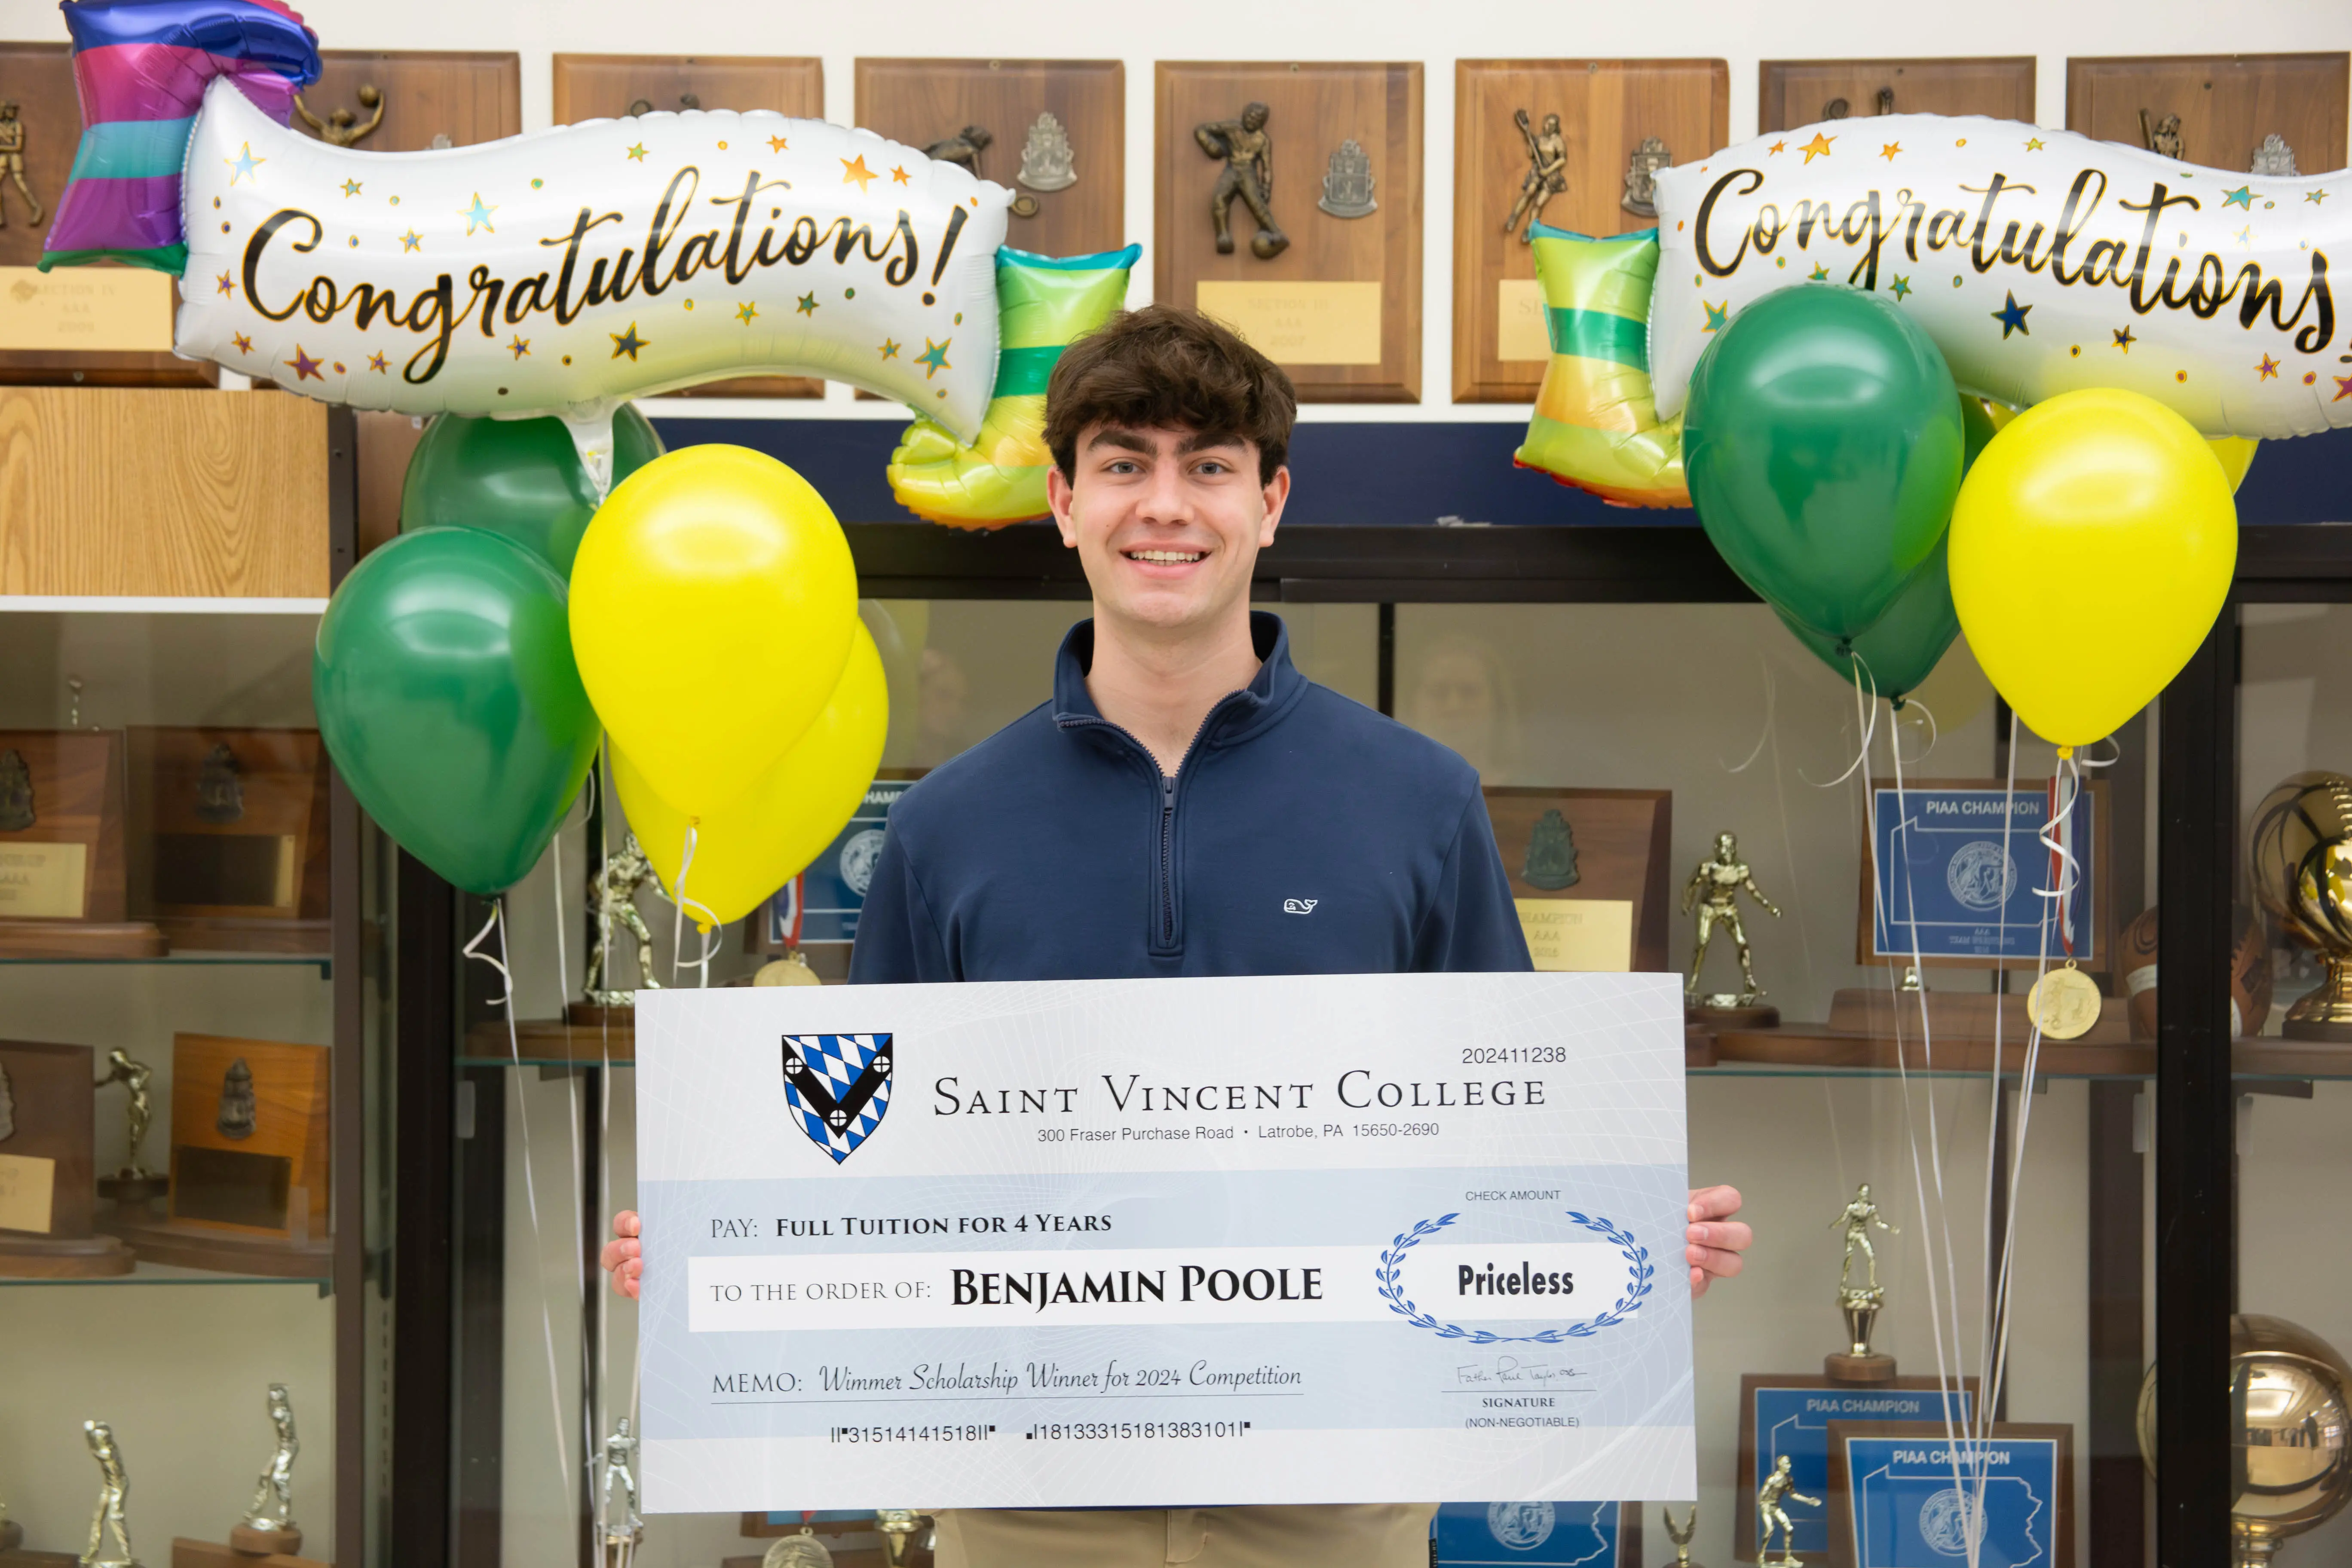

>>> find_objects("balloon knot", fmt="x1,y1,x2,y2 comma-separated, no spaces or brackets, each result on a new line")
696,919,713,934
2056,744,2074,760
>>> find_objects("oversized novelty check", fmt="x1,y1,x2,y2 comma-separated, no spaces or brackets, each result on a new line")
635,972,1693,1511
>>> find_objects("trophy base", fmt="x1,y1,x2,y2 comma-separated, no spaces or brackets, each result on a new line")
0,1231,135,1278
6,1553,84,1568
229,1525,302,1557
0,918,167,959
1,1516,21,1551
98,1173,171,1206
1688,1001,1779,1029
566,1001,637,1028
2279,1013,2352,1044
1825,1351,1898,1384
172,1537,327,1568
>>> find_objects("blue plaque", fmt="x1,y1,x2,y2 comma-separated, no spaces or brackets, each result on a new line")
1434,1500,1634,1567
1827,1421,2073,1568
1863,782,2105,966
1738,1375,1977,1562
760,776,917,947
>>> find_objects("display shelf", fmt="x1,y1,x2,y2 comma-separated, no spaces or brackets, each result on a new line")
0,951,331,974
463,1018,636,1064
0,1257,332,1291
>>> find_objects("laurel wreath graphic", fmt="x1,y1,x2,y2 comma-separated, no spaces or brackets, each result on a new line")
1374,1210,1653,1345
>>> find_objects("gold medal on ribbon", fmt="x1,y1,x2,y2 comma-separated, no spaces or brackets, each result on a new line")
2026,959,2103,1041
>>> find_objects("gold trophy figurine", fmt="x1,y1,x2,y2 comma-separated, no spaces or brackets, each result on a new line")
231,1384,301,1556
94,1050,168,1206
1194,102,1288,260
574,835,664,1024
1755,1455,1818,1568
0,101,45,229
1503,109,1568,240
83,1421,138,1568
1660,1504,1700,1568
1827,1182,1899,1384
2249,772,2352,1043
875,1510,924,1567
600,1417,644,1559
1683,832,1783,1025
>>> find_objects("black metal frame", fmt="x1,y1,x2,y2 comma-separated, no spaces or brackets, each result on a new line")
383,517,2352,1568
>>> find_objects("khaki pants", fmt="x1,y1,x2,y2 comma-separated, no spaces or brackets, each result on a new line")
934,1504,1436,1568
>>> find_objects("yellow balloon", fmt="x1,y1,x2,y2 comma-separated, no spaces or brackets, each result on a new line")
1981,398,2255,491
571,445,858,816
613,622,889,927
1950,388,2236,749
2208,435,2260,493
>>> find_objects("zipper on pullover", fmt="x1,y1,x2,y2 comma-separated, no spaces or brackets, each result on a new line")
1057,695,1243,959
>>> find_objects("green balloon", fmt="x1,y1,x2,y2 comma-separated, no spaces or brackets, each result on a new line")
400,405,665,578
1775,395,1999,702
1685,286,1966,642
314,529,599,896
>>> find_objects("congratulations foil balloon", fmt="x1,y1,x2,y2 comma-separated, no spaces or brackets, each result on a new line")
1650,115,2346,439
40,0,1009,444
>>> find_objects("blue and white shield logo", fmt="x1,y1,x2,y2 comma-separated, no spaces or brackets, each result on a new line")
780,1034,893,1163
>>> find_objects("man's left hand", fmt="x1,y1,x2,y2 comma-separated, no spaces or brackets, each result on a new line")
1687,1185,1751,1298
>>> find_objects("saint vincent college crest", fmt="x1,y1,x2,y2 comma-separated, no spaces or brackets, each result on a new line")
780,1034,894,1163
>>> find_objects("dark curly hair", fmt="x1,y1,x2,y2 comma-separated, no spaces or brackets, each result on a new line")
1044,304,1298,485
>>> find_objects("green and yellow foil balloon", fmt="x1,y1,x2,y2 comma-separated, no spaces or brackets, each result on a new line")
889,244,1141,529
1513,224,1688,509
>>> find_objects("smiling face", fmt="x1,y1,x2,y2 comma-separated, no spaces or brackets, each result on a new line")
1047,423,1289,642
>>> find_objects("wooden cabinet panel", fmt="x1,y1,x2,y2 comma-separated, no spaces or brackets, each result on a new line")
2067,53,2348,174
1157,61,1422,403
0,389,329,599
1454,59,1725,403
1759,57,2036,133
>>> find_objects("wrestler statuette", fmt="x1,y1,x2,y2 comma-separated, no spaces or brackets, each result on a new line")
83,1420,138,1568
1682,832,1782,1015
95,1050,166,1204
1755,1454,1818,1568
1503,109,1567,242
582,835,664,1011
1827,1182,1901,1382
293,84,384,148
600,1418,643,1550
0,101,45,229
231,1384,302,1555
1195,102,1289,259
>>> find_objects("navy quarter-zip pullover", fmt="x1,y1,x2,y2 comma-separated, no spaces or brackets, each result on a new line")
848,612,1534,982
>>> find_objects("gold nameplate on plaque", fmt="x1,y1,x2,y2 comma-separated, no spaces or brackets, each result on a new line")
1194,280,1383,365
0,1152,58,1234
0,842,89,918
0,266,177,352
1515,897,1634,972
1496,278,1550,361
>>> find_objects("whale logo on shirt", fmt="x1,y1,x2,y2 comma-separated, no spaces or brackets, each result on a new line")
1282,898,1319,915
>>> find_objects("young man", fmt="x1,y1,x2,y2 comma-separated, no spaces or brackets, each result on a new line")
603,305,1751,1567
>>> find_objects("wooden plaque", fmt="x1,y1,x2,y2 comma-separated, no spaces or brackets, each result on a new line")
1452,60,1726,403
1156,62,1422,402
296,49,519,154
126,728,331,953
2067,53,2349,173
0,1040,98,1241
1482,787,1671,973
0,42,213,389
1825,1420,2074,1568
1736,1373,1981,1565
553,55,825,398
165,1032,330,1241
857,58,1126,263
0,729,131,923
1759,58,2036,134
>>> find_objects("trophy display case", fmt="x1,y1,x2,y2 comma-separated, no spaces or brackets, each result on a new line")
0,389,392,1568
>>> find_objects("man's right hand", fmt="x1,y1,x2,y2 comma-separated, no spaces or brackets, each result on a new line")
602,1211,642,1300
